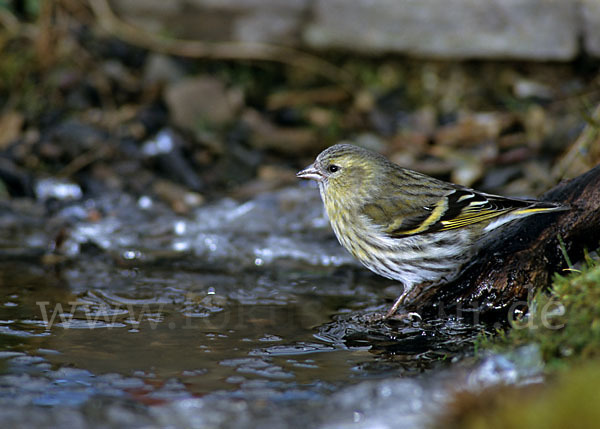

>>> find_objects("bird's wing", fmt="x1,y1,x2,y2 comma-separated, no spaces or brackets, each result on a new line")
362,188,537,238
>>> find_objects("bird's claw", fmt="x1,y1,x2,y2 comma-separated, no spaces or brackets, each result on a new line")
364,310,422,323
388,311,422,321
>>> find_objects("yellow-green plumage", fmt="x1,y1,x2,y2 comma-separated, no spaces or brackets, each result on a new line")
297,143,567,318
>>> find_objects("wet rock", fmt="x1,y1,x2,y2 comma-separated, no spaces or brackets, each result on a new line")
152,179,204,214
0,158,34,198
45,185,345,270
44,119,108,161
135,103,170,136
142,129,204,191
63,80,102,111
468,346,544,388
34,178,83,202
141,128,178,157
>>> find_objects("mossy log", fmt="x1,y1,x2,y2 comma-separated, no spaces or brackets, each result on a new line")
416,164,600,320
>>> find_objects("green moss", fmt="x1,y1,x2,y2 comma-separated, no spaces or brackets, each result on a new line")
480,249,600,368
0,0,40,18
0,44,49,118
448,252,600,428
23,0,41,18
446,363,600,429
513,251,600,367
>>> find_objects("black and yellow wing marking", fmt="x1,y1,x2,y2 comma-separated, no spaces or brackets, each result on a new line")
367,188,562,239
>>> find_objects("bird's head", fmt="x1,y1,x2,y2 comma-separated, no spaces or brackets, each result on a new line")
297,144,387,207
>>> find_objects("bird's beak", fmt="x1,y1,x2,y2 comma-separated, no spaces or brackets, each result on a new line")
296,164,324,182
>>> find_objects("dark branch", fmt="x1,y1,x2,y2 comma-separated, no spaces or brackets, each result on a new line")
416,164,600,318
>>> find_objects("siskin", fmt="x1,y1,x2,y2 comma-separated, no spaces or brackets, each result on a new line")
297,143,567,319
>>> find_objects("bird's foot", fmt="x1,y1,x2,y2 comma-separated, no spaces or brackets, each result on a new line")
386,311,422,321
363,309,421,323
363,288,423,323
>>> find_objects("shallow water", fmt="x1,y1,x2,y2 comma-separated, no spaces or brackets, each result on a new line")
0,260,473,389
0,186,540,428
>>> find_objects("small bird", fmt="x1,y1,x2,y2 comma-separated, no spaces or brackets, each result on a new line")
297,143,566,319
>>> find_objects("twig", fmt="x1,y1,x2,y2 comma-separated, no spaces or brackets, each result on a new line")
87,0,355,91
0,5,40,42
58,145,112,178
0,7,20,35
552,104,600,181
557,233,573,269
418,162,600,317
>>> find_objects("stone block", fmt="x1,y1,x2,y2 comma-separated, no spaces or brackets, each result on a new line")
582,0,600,57
304,0,579,60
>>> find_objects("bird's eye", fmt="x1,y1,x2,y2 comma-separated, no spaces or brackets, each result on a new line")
327,164,340,173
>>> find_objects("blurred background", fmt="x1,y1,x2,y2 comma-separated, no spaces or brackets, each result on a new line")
1,1,600,428
1,0,599,207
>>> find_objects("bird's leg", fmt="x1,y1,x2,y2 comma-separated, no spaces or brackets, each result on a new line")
361,291,412,323
363,284,424,322
384,292,407,319
382,283,426,320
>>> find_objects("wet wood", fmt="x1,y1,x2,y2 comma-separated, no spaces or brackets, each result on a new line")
416,164,600,319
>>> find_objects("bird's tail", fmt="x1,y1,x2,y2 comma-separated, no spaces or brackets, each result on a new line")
513,201,569,216
482,200,568,233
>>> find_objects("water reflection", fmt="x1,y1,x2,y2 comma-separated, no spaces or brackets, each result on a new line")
0,259,480,396
0,187,498,428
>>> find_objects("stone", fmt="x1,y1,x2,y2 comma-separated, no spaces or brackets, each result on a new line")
305,0,580,60
110,0,600,59
164,76,243,130
189,0,308,43
0,111,24,149
242,109,317,155
112,0,309,44
110,0,184,35
582,0,600,57
143,54,186,86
